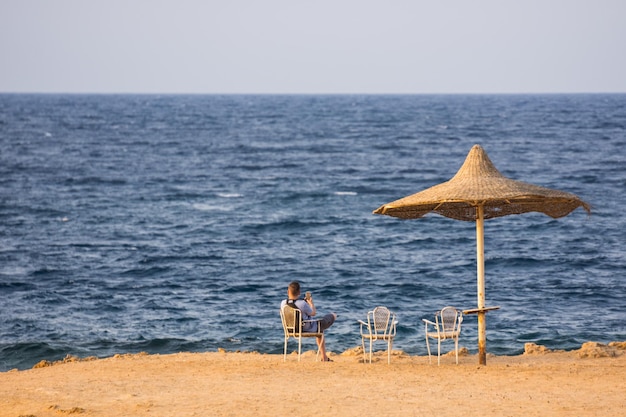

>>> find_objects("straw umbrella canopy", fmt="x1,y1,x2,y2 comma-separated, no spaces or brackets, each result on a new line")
373,144,590,365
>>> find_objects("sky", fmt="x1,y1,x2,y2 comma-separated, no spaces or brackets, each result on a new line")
1,0,625,94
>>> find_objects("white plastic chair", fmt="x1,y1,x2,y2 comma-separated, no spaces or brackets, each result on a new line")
422,306,464,365
358,306,398,364
280,303,324,362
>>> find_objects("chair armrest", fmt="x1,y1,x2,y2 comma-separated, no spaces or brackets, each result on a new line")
422,319,436,325
301,319,323,335
358,319,371,336
390,320,399,335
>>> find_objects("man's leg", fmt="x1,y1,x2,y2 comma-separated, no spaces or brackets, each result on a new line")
317,313,337,361
316,335,328,361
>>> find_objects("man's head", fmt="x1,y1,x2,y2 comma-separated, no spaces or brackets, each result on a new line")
288,281,301,298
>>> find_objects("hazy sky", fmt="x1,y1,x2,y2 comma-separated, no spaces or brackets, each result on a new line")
1,0,625,94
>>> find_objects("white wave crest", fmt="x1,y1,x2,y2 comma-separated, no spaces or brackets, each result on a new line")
192,203,232,212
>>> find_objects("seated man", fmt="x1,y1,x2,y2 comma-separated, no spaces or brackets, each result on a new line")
280,281,337,362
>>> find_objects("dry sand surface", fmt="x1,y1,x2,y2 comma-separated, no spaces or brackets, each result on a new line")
1,341,625,417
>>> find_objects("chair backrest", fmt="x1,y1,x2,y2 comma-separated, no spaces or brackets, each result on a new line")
438,306,462,334
370,306,395,336
281,304,302,336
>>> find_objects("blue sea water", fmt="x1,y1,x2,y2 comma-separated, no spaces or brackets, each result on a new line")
0,93,624,371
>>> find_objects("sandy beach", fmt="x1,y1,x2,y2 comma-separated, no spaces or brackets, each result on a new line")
1,341,625,417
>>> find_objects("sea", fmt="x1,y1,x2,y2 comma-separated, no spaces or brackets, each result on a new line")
0,93,624,371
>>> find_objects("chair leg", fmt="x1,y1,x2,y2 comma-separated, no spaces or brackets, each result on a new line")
361,337,366,364
425,335,432,364
284,337,288,362
388,339,392,364
437,339,441,366
298,336,302,362
455,337,459,365
369,339,373,364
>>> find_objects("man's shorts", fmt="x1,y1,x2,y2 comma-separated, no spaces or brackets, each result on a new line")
317,313,336,332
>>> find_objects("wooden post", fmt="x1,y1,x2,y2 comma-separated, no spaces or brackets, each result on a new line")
477,311,486,365
476,205,487,365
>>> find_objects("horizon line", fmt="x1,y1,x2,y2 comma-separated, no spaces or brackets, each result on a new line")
2,91,625,96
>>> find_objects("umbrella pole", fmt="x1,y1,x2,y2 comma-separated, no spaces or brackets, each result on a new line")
476,205,487,365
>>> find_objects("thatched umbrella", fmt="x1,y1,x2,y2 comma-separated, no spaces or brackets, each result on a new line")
373,144,590,365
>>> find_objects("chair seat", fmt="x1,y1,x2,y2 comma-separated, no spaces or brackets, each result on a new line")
426,330,460,339
361,333,394,340
287,331,323,338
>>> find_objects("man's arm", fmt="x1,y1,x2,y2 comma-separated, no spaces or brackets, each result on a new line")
297,299,316,317
306,298,317,316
